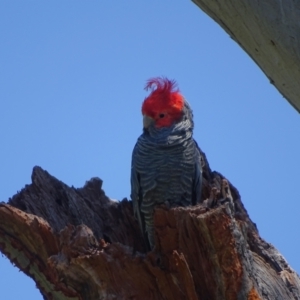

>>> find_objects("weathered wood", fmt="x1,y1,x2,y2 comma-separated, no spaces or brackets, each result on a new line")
1,157,300,299
192,0,300,112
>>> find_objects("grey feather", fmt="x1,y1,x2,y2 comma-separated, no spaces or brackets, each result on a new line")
131,101,202,250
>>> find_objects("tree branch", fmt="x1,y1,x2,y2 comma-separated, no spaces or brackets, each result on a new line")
192,0,300,112
1,161,300,299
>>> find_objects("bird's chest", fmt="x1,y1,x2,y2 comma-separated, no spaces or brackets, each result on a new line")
136,141,195,198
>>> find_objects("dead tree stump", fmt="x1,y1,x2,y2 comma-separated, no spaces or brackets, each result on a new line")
1,152,299,299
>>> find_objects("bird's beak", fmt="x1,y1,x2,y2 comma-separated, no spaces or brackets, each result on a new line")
143,115,154,129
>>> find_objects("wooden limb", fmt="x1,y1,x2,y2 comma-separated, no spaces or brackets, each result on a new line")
1,165,300,299
192,0,300,112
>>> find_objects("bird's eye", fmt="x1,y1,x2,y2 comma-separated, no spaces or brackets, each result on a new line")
159,113,165,118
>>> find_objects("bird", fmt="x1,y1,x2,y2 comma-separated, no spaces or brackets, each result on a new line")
130,77,202,250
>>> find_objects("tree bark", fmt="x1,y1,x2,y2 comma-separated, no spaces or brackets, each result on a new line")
1,151,300,299
192,0,300,113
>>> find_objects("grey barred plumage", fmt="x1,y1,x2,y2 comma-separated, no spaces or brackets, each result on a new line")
131,78,202,250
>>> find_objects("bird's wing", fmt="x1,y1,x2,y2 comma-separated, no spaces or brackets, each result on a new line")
192,139,203,205
130,143,146,242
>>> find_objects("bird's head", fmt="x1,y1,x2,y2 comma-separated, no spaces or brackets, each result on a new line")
141,77,185,129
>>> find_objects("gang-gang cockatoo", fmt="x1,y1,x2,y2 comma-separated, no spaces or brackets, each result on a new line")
131,77,202,250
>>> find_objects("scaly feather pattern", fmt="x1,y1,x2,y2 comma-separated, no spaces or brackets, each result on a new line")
131,77,202,250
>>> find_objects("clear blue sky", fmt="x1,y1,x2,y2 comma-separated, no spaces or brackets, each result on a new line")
1,1,299,299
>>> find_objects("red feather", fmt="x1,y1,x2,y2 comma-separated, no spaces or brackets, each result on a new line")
142,77,184,127
144,77,179,93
